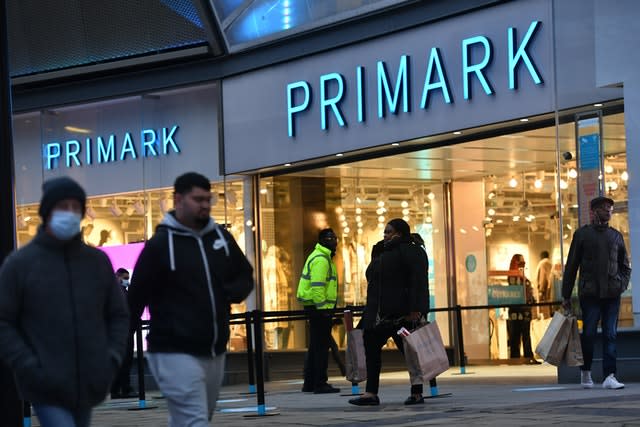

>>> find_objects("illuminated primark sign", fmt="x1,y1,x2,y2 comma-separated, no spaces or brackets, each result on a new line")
43,125,180,170
286,20,543,138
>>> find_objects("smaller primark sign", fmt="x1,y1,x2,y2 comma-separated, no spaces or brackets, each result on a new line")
43,125,180,170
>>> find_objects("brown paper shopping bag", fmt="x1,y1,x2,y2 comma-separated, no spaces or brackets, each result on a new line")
343,310,367,383
563,316,584,367
402,322,449,382
345,329,367,383
535,311,571,366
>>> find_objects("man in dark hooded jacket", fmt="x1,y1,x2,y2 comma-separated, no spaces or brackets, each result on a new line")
562,196,631,390
0,177,129,427
128,172,254,426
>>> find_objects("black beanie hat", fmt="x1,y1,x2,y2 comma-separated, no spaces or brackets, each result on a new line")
38,177,87,222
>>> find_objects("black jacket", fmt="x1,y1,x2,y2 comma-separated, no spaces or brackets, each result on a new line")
361,236,429,329
562,223,631,299
129,212,254,356
0,228,129,409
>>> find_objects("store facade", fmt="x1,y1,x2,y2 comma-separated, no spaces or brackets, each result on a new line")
9,0,640,363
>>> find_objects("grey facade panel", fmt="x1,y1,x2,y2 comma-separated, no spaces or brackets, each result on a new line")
223,0,555,174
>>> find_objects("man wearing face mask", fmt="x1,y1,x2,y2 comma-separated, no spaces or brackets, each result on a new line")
0,176,129,427
297,228,340,394
110,268,137,399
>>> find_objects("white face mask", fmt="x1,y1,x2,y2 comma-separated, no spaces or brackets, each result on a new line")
121,279,130,287
48,210,82,241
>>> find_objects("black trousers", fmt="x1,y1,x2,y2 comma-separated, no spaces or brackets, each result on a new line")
303,307,333,389
507,319,533,358
363,322,423,395
111,329,135,394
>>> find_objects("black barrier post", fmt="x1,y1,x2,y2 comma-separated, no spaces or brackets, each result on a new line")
23,401,31,426
244,311,256,394
244,309,278,418
455,305,466,374
128,324,157,411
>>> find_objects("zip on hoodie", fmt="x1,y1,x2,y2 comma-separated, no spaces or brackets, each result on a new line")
63,248,81,407
166,227,222,356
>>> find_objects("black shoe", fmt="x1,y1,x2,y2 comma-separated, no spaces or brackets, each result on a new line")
349,395,380,406
404,395,425,405
313,384,340,394
301,385,314,393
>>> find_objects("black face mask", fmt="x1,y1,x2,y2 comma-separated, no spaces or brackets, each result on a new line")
320,237,338,256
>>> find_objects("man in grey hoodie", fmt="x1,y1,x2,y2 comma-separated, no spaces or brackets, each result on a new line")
129,172,254,426
0,176,129,427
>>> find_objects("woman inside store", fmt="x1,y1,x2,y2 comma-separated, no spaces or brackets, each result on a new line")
507,254,539,364
349,218,429,406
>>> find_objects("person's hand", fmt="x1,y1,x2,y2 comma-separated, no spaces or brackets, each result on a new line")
562,298,572,313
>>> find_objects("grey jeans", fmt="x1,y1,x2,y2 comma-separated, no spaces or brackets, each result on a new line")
148,352,226,427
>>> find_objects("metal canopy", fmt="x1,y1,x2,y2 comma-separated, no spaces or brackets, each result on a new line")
6,0,415,81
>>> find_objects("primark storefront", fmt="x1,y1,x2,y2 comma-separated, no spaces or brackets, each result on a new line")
9,0,640,370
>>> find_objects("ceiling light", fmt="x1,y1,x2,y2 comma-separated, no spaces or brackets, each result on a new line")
568,168,578,179
110,204,123,217
391,142,399,146
133,200,145,215
604,164,614,174
336,153,343,157
593,103,603,107
488,208,496,216
509,177,518,188
453,131,462,135
401,200,409,208
560,179,569,190
86,206,97,220
284,163,291,166
534,179,543,189
64,125,92,134
519,118,529,122
427,191,435,200
621,171,629,181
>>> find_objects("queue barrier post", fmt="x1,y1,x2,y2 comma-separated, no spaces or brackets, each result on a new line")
244,311,256,394
455,305,466,375
128,324,157,411
243,309,279,418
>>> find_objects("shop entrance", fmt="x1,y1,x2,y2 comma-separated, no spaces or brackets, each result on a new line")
258,110,629,362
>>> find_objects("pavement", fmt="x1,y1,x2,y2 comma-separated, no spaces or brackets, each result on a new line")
29,363,640,426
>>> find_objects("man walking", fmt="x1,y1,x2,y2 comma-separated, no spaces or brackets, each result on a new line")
297,228,340,394
128,172,254,426
562,196,631,390
0,177,129,427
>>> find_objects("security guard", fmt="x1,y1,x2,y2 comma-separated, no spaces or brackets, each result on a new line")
297,228,339,394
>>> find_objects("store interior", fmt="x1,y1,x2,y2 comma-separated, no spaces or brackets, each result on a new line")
13,109,630,360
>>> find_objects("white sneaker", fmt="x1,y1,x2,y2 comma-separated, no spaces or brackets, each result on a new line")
581,370,594,389
602,374,624,389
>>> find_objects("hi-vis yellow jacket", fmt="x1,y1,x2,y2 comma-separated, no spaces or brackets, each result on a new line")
296,243,338,310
